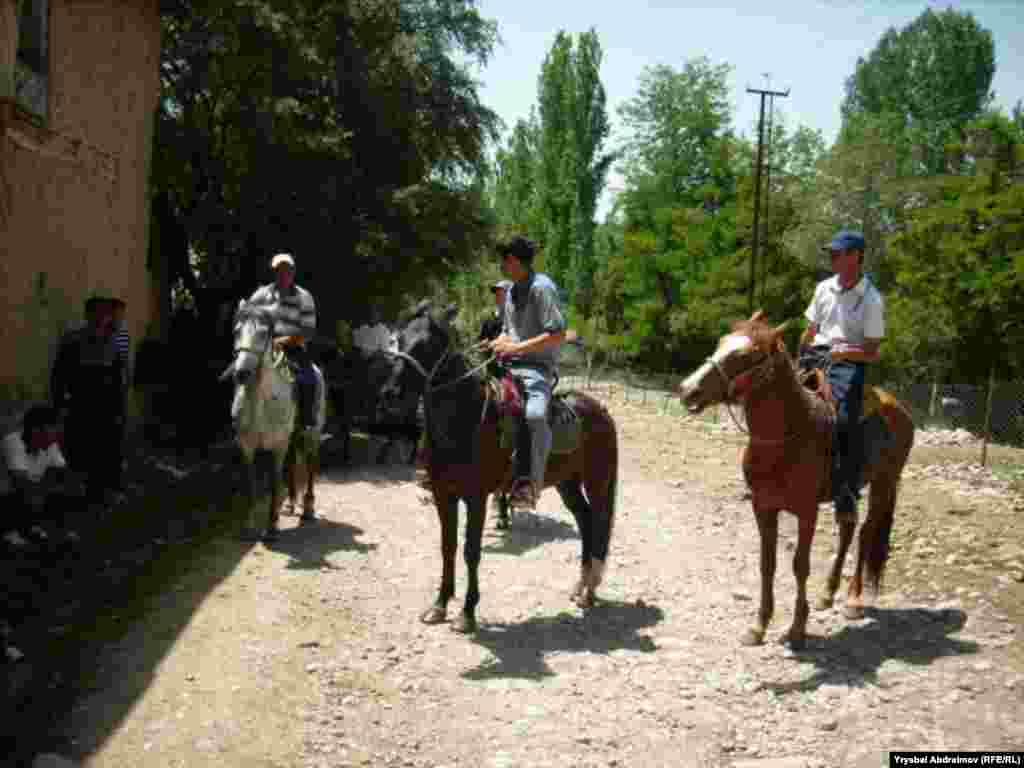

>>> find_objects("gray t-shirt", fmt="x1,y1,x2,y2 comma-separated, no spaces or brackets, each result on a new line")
501,272,566,373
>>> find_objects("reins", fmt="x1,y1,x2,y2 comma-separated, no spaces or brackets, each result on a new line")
706,348,809,446
388,339,500,438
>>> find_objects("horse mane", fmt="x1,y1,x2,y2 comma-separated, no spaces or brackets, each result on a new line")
235,303,274,329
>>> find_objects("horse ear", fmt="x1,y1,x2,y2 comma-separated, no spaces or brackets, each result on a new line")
413,299,431,317
749,309,766,323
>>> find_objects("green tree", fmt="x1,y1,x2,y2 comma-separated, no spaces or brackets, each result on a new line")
534,29,614,317
889,111,1024,379
154,0,501,336
841,7,995,175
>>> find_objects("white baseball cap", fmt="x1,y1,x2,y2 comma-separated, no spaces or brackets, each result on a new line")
270,253,296,269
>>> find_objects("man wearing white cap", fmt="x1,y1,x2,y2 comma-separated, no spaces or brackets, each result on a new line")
247,253,319,429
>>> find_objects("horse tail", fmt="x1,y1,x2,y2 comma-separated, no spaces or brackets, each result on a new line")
864,398,915,593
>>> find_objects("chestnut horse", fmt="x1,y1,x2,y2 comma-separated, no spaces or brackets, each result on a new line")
381,302,619,634
679,312,914,649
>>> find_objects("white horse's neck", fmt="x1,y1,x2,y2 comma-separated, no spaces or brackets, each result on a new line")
235,349,296,440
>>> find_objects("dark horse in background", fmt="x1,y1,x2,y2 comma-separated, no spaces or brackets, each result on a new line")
679,312,914,650
381,301,620,634
323,346,422,465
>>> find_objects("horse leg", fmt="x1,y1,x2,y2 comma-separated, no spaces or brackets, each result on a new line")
557,478,595,606
421,491,458,626
815,518,856,611
493,492,511,530
263,448,286,542
238,444,260,540
283,445,297,517
301,444,318,522
742,509,779,646
452,494,487,634
783,509,818,650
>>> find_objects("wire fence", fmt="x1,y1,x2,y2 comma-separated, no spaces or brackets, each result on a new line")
555,343,1024,465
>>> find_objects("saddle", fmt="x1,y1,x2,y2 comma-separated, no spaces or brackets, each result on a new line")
799,368,882,422
488,374,582,455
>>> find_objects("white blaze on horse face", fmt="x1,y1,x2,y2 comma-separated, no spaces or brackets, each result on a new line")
714,333,753,363
680,334,752,398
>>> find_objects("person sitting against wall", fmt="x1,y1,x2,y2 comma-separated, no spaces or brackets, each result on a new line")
1,404,81,547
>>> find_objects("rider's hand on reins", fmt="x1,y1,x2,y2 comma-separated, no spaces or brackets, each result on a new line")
489,335,519,358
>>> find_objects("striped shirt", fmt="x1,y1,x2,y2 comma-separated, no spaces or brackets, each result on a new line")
113,326,131,387
247,283,317,341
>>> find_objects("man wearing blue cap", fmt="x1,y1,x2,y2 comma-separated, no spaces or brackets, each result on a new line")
800,230,885,523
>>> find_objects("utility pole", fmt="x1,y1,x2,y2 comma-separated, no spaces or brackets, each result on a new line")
746,83,789,315
761,92,776,308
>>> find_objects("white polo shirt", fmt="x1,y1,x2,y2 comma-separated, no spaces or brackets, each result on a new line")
804,274,885,346
2,431,67,484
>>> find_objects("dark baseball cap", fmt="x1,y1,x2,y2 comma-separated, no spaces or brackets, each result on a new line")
822,229,865,252
496,235,536,263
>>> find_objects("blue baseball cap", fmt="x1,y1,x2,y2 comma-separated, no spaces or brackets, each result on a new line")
822,230,865,252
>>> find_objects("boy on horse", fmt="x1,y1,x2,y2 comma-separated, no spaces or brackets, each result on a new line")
800,229,885,523
489,236,567,512
247,253,319,430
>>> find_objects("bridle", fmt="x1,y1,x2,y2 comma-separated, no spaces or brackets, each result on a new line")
387,339,499,437
232,313,284,374
705,345,800,445
389,339,496,396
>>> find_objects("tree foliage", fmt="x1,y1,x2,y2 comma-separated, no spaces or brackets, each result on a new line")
154,0,501,337
841,7,995,174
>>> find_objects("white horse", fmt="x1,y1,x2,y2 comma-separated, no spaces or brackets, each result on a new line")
226,301,324,541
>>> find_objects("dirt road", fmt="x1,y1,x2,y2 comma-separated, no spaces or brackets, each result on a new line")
47,398,1024,767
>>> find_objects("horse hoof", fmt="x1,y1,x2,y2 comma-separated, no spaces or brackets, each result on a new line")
842,604,865,620
740,628,765,646
420,605,447,625
451,613,477,634
574,590,595,609
814,595,834,611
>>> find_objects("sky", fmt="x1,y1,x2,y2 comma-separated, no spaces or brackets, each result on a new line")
465,0,1024,214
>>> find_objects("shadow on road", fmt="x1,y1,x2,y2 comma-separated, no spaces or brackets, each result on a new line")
483,511,580,557
264,516,376,569
462,599,664,681
764,605,977,695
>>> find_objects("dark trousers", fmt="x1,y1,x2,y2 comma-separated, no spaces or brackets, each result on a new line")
286,347,318,428
64,409,123,503
827,359,866,514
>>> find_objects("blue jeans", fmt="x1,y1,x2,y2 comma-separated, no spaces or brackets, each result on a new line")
510,366,553,489
827,359,866,516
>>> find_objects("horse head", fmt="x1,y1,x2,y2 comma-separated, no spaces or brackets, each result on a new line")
226,300,275,387
679,310,790,414
380,301,459,407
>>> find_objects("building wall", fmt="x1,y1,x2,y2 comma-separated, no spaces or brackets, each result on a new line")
0,0,160,404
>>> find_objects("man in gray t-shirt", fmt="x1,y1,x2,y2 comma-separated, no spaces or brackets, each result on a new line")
489,236,567,511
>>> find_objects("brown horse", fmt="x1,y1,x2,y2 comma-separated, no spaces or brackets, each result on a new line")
678,312,914,649
381,301,619,634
